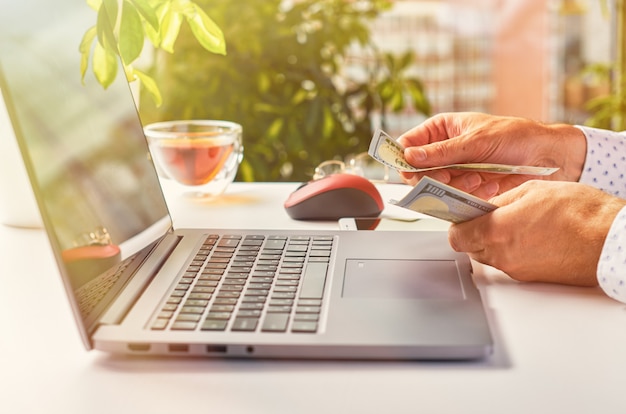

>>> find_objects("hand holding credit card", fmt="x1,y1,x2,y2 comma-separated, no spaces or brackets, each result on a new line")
368,129,559,176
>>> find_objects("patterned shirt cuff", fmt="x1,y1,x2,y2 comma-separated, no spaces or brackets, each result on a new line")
575,125,626,197
597,205,626,304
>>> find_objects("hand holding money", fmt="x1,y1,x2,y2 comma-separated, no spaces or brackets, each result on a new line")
368,129,559,176
391,176,496,223
368,128,500,223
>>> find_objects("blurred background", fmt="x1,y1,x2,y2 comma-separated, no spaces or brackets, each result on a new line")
113,0,619,182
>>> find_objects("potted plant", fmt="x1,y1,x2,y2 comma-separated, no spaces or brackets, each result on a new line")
80,0,226,106
83,0,431,182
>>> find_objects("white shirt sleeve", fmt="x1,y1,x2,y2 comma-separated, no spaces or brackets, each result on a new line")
576,125,626,303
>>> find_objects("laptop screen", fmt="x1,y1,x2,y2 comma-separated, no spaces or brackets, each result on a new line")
0,0,171,339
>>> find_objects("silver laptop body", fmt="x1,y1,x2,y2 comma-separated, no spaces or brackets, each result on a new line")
0,0,492,360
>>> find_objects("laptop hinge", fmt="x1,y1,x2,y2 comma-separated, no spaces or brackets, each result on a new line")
98,233,181,326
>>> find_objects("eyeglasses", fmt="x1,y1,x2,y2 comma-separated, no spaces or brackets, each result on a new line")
313,152,402,183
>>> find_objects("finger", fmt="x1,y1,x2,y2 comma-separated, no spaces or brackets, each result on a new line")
397,114,452,147
487,180,532,206
404,138,477,169
399,170,452,186
448,220,485,254
446,172,483,194
472,181,500,200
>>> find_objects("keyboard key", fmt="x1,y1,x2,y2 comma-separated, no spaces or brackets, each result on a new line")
267,305,292,313
294,313,319,321
261,313,289,332
276,280,298,286
239,302,264,310
231,317,259,332
296,305,321,314
286,245,308,252
180,306,205,314
151,319,169,330
299,263,328,299
298,299,322,306
218,238,240,248
237,309,262,318
291,321,318,333
158,310,174,319
171,321,198,330
206,312,232,320
277,274,300,281
269,299,294,306
176,314,201,322
201,319,228,331
242,295,267,303
191,286,215,294
271,292,295,299
212,252,233,258
188,293,212,300
210,304,235,312
185,299,209,307
213,297,238,305
216,291,241,299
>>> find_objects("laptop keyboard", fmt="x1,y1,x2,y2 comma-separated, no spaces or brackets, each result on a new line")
150,234,333,334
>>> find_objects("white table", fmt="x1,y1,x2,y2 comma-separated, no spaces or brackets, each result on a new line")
1,182,625,414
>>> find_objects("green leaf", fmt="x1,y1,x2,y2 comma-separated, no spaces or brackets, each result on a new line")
129,0,159,31
160,6,183,53
267,118,284,138
87,0,102,12
97,0,119,49
406,79,431,115
79,26,97,84
185,3,227,55
142,2,167,46
238,159,255,182
291,89,308,105
133,69,163,107
257,72,271,93
92,42,118,89
322,106,334,138
399,51,414,70
118,0,144,64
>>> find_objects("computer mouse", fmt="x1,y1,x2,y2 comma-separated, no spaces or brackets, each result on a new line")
284,173,384,220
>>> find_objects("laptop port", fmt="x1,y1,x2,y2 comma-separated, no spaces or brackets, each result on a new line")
128,343,151,352
206,345,227,353
168,344,189,352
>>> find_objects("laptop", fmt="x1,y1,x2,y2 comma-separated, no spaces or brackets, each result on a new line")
0,0,492,360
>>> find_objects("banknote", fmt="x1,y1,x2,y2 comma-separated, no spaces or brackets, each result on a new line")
368,129,559,176
391,176,497,224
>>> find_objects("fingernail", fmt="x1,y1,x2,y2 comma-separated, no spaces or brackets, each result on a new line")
485,181,499,198
431,171,450,183
464,173,482,191
415,148,427,161
407,147,427,162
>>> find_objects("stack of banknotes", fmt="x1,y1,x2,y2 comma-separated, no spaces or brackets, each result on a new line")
368,129,558,223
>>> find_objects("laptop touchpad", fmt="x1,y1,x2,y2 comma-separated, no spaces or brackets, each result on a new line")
342,259,465,300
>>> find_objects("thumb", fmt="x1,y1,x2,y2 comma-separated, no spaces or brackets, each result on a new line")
404,138,473,168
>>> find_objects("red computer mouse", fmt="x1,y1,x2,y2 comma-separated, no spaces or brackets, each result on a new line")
284,173,384,220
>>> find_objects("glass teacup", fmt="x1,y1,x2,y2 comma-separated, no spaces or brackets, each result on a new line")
144,120,243,198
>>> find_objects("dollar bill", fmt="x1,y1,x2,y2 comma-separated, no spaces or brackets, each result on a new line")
368,129,559,176
391,176,497,224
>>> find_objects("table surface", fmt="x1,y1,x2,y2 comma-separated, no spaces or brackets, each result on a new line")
1,181,625,414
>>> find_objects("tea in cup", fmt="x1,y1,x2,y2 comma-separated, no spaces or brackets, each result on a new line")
144,120,243,198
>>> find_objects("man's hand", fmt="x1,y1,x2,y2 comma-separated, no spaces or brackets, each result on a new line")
397,112,587,199
448,181,626,286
